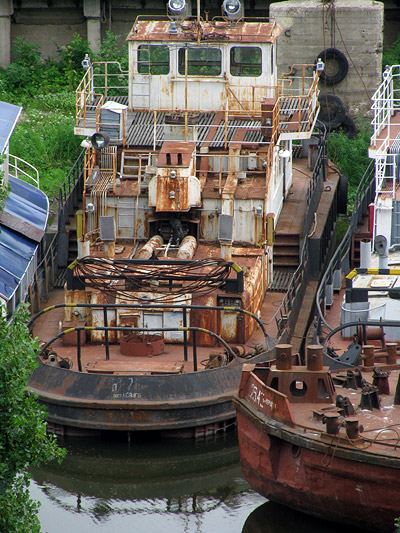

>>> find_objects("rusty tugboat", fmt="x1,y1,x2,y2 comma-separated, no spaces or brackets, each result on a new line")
234,64,400,531
27,2,342,438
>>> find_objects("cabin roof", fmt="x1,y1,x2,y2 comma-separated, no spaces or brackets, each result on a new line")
0,101,22,155
127,19,282,44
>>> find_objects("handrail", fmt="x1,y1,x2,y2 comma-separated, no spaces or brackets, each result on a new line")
315,160,375,332
39,325,241,373
9,154,39,188
28,302,271,346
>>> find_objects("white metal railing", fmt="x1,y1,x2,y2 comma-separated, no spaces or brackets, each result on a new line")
9,154,40,188
371,65,400,147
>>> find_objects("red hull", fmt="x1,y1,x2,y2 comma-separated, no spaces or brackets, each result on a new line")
234,361,400,533
236,410,400,532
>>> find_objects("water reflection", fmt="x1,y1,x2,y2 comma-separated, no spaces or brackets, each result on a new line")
29,433,264,532
243,500,367,533
29,433,368,533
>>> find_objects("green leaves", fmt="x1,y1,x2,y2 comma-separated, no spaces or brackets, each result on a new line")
0,305,65,532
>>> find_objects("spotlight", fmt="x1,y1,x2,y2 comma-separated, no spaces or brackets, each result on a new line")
168,0,188,20
91,132,110,151
222,0,242,21
82,54,91,69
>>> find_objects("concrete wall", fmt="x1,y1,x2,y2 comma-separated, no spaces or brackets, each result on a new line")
270,0,384,119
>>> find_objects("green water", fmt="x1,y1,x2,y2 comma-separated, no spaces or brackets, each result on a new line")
29,433,366,533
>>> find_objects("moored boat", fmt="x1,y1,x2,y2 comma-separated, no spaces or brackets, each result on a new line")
234,64,400,531
233,343,400,533
26,4,341,438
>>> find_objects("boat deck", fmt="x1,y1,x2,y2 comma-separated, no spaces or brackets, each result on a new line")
34,157,337,373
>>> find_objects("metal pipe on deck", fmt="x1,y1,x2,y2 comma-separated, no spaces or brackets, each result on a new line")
136,235,164,259
177,235,197,260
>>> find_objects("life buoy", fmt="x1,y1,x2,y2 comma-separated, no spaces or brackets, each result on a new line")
317,48,349,85
318,94,346,129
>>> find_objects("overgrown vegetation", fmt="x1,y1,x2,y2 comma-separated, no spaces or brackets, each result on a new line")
0,305,65,533
327,116,372,208
0,32,129,212
383,34,400,70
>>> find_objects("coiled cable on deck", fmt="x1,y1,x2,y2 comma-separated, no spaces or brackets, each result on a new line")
73,257,232,302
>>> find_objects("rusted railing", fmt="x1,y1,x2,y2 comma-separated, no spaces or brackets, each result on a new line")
29,302,272,373
314,160,375,334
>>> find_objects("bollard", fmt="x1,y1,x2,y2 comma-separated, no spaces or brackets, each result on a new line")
275,344,292,370
386,343,398,365
306,345,323,371
362,345,375,368
324,412,340,435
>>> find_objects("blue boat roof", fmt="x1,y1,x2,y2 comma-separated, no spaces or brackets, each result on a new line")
0,176,49,302
0,101,22,155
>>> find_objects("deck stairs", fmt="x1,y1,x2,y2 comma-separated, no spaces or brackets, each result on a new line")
120,150,151,181
270,233,299,291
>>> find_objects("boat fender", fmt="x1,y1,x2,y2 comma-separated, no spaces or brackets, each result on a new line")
337,174,348,215
318,94,346,129
317,48,349,86
58,358,72,370
333,114,357,139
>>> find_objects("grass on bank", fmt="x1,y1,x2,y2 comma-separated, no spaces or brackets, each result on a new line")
0,32,128,215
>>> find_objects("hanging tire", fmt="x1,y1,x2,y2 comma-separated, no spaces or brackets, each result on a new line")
317,48,349,86
337,173,348,215
318,94,346,129
333,114,357,139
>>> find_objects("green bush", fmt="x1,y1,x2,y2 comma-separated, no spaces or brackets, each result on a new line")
0,305,65,533
327,117,372,207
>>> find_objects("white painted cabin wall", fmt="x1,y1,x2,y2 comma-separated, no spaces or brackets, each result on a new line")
129,42,276,112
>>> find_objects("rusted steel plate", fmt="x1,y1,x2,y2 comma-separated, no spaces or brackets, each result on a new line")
127,21,283,44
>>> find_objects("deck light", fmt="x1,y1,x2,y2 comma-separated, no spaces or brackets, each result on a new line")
168,0,188,20
91,132,110,151
86,203,95,213
223,0,242,21
316,57,325,73
82,54,91,69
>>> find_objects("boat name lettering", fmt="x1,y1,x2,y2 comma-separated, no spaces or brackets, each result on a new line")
112,392,142,399
249,383,274,410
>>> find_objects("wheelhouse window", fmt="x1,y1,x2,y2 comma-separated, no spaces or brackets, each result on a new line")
137,45,169,75
230,47,262,77
178,47,222,76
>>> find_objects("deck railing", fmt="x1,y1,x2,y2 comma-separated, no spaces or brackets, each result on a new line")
370,65,400,148
9,154,40,188
29,302,272,372
76,60,320,143
314,160,375,334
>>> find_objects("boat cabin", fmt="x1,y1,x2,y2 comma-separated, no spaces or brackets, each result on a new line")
70,7,321,346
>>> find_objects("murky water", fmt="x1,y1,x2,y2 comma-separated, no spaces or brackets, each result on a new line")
29,433,366,533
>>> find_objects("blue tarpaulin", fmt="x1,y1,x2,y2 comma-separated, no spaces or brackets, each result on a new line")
0,101,21,155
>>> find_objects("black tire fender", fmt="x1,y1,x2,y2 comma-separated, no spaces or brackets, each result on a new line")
337,173,348,215
335,114,357,139
317,48,349,86
318,94,346,129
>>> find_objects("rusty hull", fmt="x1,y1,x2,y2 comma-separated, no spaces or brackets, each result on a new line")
234,361,400,533
28,348,270,435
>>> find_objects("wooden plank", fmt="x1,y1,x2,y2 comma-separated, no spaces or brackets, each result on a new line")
86,360,184,374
